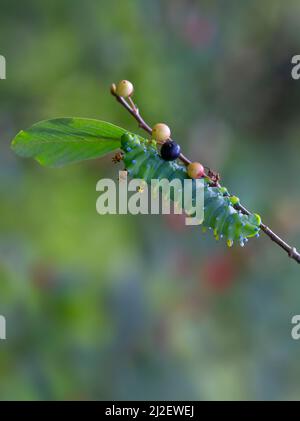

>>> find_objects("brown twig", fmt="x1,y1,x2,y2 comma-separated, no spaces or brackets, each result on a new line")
111,85,300,264
236,203,300,263
111,88,213,179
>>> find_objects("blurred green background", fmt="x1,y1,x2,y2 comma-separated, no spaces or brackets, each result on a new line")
1,0,300,401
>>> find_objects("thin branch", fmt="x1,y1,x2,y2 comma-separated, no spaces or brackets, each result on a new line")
111,86,300,264
236,203,300,263
111,85,152,134
111,88,205,175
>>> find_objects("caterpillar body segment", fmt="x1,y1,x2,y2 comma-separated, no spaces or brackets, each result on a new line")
120,133,261,247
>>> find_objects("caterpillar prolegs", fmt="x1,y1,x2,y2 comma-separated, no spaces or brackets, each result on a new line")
120,133,261,247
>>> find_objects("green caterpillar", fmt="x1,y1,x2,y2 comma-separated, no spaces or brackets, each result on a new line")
120,133,261,247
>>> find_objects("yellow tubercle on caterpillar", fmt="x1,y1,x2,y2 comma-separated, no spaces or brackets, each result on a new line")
213,228,218,239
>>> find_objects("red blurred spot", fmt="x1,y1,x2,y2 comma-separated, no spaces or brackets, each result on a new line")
183,15,216,48
164,212,186,232
202,254,237,291
31,262,56,289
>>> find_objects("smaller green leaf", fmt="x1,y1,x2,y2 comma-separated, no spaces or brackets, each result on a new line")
11,118,127,167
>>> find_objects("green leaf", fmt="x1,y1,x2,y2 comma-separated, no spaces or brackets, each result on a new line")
11,118,127,167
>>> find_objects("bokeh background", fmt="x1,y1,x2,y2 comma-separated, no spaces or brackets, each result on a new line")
0,0,300,400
